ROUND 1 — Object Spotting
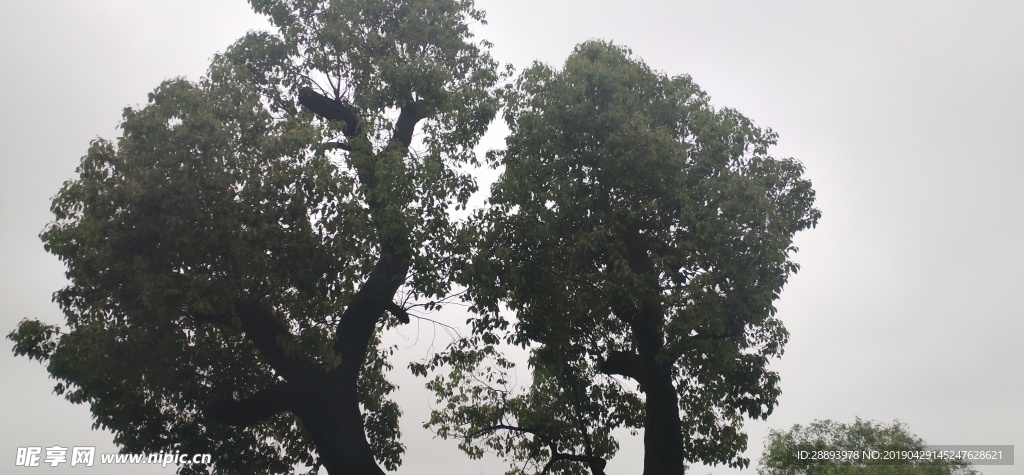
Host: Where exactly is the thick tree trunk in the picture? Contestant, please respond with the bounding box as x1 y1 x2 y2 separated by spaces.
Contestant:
640 371 686 475
634 316 687 475
306 256 407 475
290 87 421 475
211 298 392 475
614 225 687 475
294 378 385 475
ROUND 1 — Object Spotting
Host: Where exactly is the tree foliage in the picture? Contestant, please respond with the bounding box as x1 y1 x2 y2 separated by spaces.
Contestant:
424 41 819 475
9 0 499 474
759 418 981 475
9 2 825 474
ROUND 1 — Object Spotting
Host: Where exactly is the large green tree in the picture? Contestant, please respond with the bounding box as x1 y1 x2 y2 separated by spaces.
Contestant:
9 0 499 474
425 41 819 475
759 418 981 475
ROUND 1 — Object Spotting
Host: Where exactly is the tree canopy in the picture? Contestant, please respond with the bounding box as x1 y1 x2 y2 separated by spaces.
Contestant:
423 41 819 475
10 0 500 474
759 418 981 475
9 3 822 475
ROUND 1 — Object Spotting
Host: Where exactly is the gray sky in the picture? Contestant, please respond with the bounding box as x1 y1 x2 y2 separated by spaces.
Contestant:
2 1 1022 474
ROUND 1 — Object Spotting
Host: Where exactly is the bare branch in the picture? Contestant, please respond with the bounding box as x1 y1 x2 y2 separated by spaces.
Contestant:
410 314 461 334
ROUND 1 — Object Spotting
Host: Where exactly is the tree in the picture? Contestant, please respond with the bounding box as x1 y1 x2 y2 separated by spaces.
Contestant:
424 41 820 475
759 418 981 475
8 0 500 474
417 334 637 475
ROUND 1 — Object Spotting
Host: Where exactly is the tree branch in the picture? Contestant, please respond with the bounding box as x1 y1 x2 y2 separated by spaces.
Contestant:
298 87 360 137
385 300 410 324
466 423 534 439
390 100 426 149
298 89 425 151
330 239 411 379
205 382 297 427
234 300 321 383
597 350 647 391
466 424 607 475
322 141 352 152
546 452 607 475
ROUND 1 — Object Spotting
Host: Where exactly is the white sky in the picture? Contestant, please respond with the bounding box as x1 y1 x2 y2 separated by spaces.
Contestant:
2 1 1022 474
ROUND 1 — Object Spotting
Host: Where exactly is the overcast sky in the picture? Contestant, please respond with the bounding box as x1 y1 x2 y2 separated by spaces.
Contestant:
2 1 1022 474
